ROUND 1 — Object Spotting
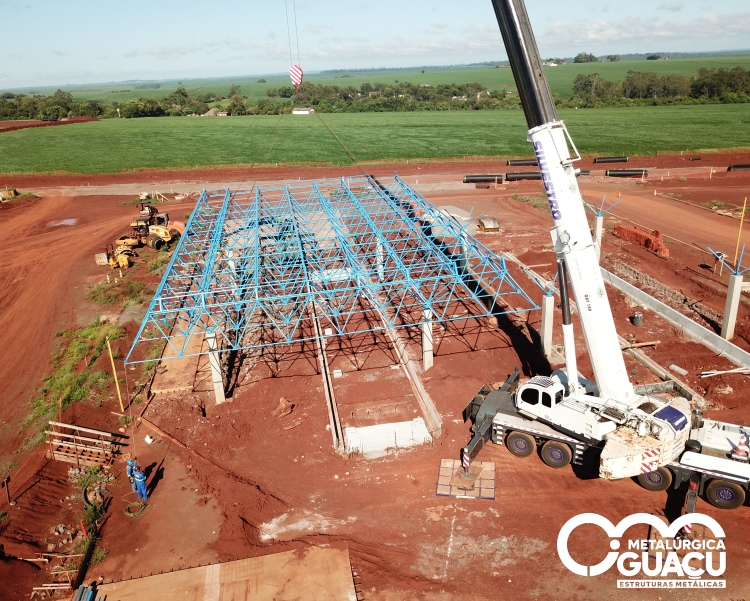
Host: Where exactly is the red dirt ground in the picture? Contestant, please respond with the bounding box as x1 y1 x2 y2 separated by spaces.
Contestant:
0 117 97 133
2 158 750 600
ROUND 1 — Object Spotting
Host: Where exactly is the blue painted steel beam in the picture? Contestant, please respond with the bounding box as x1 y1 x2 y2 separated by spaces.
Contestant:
125 176 539 364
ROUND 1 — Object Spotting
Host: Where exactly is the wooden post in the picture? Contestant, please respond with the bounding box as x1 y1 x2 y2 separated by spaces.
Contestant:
72 431 80 468
733 197 748 268
3 477 14 506
106 337 124 412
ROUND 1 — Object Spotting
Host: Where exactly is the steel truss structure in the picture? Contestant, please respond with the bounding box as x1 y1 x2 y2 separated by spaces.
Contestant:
125 175 538 364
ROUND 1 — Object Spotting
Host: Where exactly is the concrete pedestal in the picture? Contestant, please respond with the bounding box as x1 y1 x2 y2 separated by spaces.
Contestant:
721 274 743 340
422 309 434 371
594 214 604 262
205 332 226 404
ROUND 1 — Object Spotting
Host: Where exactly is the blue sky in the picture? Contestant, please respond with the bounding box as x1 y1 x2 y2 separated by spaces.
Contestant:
1 0 749 88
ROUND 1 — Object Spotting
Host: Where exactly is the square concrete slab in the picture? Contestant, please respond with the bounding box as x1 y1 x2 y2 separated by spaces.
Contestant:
436 459 496 500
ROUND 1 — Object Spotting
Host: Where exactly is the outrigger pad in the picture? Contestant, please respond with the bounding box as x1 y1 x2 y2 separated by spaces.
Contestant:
436 459 495 500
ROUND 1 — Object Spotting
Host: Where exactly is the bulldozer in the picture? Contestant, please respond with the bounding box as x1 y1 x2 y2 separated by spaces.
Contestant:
94 244 137 269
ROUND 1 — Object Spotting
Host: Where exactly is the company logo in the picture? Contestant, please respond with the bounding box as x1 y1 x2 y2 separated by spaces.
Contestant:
557 513 726 589
532 140 562 221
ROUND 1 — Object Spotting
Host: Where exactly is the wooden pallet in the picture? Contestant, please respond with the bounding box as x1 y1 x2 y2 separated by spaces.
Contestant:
45 421 125 467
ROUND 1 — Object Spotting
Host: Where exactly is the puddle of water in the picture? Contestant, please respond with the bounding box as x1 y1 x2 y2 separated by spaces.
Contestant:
49 219 78 227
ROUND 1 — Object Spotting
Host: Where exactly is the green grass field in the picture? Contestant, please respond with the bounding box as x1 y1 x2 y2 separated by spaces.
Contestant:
6 57 750 106
1 104 749 174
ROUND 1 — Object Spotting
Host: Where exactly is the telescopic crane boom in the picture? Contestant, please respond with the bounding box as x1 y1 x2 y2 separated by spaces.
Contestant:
491 0 632 402
485 0 692 479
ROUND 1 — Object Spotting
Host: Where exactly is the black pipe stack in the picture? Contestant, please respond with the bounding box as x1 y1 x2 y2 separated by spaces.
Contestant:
593 156 629 164
605 169 648 178
463 174 504 183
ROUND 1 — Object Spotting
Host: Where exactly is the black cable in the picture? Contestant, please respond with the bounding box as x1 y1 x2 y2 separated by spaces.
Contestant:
284 1 294 67
292 0 301 66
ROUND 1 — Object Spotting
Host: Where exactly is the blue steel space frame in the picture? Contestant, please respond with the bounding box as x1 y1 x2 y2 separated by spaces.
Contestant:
125 175 538 364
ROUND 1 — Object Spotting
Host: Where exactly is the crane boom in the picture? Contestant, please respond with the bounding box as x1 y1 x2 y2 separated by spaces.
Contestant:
490 0 635 404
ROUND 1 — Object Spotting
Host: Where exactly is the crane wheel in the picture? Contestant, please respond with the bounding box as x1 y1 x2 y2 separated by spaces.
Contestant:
637 466 673 492
540 440 572 469
706 479 746 510
506 431 535 458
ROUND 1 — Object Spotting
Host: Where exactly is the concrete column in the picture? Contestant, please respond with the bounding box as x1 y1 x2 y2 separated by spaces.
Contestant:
422 309 434 371
594 214 604 262
205 332 226 404
541 294 555 358
376 242 384 282
721 274 743 340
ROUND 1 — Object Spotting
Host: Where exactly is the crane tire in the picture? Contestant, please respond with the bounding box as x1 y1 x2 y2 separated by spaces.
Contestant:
506 431 535 458
637 466 673 492
540 440 572 469
706 479 746 510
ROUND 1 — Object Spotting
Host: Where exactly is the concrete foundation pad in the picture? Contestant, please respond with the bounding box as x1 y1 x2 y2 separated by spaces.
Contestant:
345 418 431 457
96 546 357 601
437 459 495 500
150 333 204 395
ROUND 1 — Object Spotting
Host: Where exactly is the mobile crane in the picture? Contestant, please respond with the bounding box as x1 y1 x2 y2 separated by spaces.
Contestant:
461 0 750 510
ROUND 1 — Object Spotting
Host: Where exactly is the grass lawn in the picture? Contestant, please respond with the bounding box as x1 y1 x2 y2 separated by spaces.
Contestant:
5 57 750 106
1 104 749 174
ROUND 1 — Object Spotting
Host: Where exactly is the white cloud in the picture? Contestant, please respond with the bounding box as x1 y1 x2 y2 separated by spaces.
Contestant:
284 25 503 64
657 3 684 11
146 45 199 58
544 12 750 48
304 23 333 35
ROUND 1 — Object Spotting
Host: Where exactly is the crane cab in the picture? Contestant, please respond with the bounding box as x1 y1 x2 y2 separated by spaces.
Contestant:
515 375 619 443
515 376 564 423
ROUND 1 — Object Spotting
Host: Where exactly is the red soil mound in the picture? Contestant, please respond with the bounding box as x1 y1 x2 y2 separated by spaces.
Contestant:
0 116 97 133
613 224 670 257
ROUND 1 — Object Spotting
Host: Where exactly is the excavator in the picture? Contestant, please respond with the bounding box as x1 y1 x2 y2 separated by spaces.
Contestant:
461 0 750 509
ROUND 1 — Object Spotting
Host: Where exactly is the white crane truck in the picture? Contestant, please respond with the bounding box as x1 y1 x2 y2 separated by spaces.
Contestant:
461 0 750 511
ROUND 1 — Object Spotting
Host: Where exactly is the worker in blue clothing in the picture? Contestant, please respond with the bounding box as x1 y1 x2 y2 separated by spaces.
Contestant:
126 459 139 493
133 467 149 502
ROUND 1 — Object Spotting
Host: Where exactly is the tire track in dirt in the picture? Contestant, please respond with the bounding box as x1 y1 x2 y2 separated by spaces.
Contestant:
0 194 133 447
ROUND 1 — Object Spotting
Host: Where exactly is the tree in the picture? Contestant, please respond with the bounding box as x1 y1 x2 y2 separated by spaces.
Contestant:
229 84 242 97
227 94 246 116
38 105 66 121
574 52 599 63
51 89 73 106
607 55 622 62
646 54 661 61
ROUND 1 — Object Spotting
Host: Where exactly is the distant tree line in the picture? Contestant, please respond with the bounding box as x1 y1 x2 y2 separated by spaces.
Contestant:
257 81 521 114
0 89 103 121
0 83 227 120
2 68 748 121
566 67 750 107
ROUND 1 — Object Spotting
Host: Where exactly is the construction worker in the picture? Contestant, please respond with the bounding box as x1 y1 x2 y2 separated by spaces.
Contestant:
126 459 139 493
133 468 149 502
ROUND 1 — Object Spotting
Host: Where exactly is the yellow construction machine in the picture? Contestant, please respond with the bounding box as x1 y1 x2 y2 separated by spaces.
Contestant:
94 244 137 269
116 203 180 251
